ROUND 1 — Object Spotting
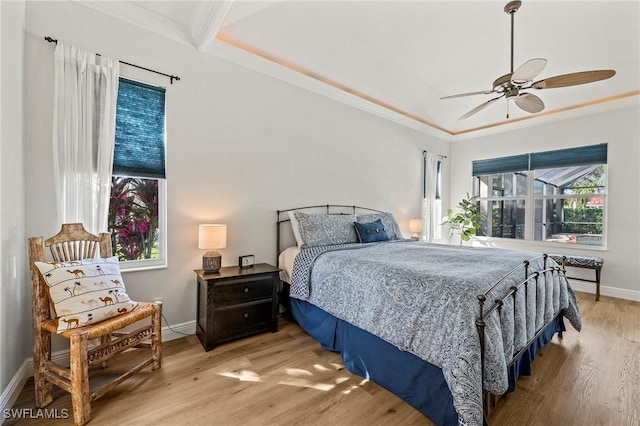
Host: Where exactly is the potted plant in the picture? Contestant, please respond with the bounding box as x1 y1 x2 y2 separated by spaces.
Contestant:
442 193 483 245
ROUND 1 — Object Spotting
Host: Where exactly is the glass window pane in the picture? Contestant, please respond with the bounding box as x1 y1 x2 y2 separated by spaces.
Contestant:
108 177 160 261
536 196 604 246
489 200 525 239
516 173 527 196
475 172 528 197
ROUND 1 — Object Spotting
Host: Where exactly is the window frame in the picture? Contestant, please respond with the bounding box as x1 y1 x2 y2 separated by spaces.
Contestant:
472 145 608 250
110 76 168 271
115 178 167 272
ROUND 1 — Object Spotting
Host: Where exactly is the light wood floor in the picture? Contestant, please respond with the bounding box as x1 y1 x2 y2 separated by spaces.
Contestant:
8 291 640 426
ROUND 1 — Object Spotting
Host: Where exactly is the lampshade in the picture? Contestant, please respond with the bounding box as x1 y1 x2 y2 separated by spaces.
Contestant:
409 219 423 233
199 224 227 273
409 218 423 241
198 224 227 249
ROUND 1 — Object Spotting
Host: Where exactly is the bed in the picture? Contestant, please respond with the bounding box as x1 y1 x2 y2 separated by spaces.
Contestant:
276 205 581 426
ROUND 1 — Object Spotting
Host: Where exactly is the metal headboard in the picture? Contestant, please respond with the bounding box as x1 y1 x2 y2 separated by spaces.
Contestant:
275 204 386 263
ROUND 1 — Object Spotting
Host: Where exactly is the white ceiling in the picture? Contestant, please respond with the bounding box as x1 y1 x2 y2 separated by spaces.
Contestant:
80 1 640 138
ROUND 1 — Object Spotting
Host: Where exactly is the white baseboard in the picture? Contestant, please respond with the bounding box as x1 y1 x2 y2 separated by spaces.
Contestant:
0 321 195 424
568 280 640 302
0 359 30 424
160 320 196 342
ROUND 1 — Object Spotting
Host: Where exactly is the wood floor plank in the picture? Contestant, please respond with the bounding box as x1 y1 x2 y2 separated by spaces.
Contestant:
8 291 639 426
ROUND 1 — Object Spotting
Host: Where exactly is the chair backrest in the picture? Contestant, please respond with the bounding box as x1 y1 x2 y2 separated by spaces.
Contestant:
28 223 112 325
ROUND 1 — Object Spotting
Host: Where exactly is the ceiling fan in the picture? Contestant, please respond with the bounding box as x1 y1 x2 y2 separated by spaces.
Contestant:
442 1 616 120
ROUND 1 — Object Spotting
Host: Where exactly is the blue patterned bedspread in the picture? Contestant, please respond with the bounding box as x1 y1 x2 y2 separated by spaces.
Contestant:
289 240 581 426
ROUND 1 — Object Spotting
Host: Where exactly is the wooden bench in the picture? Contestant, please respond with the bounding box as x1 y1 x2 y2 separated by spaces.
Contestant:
549 254 604 301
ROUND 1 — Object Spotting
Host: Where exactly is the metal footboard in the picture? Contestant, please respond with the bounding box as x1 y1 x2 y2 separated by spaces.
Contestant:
476 253 567 422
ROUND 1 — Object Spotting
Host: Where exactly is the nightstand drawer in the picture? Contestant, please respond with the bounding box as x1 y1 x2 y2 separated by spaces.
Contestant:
215 276 275 307
213 300 273 340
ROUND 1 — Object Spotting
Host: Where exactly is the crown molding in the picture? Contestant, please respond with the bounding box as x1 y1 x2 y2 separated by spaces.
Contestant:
74 0 195 48
190 1 234 51
72 1 638 143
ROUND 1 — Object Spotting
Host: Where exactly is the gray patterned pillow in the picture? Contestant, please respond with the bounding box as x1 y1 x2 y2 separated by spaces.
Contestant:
293 212 359 248
357 212 403 240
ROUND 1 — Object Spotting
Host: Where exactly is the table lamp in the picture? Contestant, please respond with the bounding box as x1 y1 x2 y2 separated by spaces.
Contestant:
409 218 423 241
199 224 227 273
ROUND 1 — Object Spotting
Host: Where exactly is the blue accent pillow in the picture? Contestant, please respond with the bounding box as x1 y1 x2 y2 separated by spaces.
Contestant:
357 212 403 240
353 219 390 243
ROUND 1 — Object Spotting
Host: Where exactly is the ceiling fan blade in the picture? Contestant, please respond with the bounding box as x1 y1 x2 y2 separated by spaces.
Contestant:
441 90 494 100
514 93 545 113
512 58 548 85
532 70 616 89
459 95 504 120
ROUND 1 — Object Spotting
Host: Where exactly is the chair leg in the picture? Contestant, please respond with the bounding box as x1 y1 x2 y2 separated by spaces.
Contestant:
151 303 162 371
33 329 53 407
99 335 111 368
70 333 91 426
595 267 602 301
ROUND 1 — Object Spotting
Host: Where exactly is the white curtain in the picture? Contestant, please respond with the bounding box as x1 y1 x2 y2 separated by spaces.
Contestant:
53 43 119 234
422 151 441 242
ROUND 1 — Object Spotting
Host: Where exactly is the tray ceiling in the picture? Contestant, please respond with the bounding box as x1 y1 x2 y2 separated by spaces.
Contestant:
79 1 640 139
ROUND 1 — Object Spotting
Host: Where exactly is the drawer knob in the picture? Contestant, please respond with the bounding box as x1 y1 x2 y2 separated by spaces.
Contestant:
243 287 249 293
243 313 249 318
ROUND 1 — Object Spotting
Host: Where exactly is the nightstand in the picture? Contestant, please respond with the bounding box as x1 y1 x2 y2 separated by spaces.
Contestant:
194 263 280 351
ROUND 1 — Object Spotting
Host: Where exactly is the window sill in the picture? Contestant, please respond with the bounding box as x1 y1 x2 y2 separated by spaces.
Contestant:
469 236 607 253
119 259 168 273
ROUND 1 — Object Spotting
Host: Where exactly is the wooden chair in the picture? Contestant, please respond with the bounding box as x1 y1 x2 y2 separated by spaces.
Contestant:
28 223 162 425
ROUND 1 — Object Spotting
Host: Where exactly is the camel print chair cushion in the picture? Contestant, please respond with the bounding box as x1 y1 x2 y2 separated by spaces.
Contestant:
33 256 137 333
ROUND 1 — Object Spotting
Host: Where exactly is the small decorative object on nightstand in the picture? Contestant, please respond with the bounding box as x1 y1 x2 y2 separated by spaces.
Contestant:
409 218 423 240
198 224 227 273
239 254 255 268
194 263 280 351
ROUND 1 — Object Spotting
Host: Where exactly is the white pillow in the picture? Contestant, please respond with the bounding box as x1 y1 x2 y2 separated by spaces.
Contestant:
34 256 137 333
288 211 304 247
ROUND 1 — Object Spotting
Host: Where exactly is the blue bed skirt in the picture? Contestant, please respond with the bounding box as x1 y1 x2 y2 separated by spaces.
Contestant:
289 298 565 426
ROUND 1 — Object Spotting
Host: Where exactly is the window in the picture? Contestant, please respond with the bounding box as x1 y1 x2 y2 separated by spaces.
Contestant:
472 144 607 247
109 78 167 269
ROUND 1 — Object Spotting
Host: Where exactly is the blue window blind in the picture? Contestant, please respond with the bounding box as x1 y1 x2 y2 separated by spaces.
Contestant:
529 144 607 170
472 154 529 176
472 143 607 176
113 78 166 179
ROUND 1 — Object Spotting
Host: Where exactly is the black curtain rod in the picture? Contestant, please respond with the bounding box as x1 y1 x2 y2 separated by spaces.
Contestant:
423 150 447 159
44 36 180 85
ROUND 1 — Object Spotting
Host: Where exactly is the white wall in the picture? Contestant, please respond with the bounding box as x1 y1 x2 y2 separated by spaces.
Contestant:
449 105 640 300
22 0 449 355
1 0 29 404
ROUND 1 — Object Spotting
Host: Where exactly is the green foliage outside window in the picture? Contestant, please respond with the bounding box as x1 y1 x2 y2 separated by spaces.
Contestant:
108 177 159 261
562 207 603 234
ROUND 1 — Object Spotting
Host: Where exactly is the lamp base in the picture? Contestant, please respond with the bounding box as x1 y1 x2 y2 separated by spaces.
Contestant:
411 233 420 241
203 250 222 273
